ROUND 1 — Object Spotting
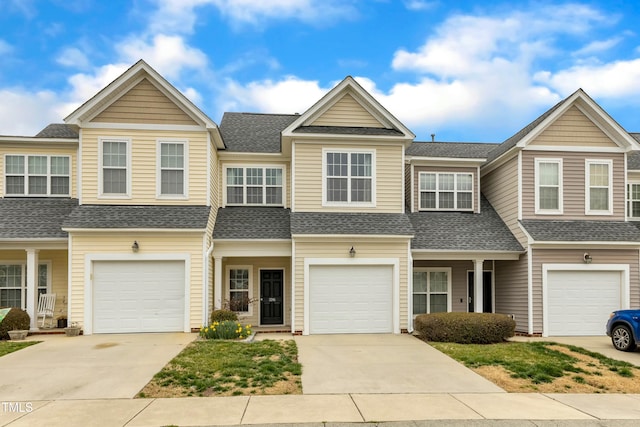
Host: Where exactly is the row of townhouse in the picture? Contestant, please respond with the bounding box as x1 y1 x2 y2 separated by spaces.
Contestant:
1 60 639 337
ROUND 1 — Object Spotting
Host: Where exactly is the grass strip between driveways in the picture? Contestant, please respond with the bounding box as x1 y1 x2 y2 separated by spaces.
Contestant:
138 339 302 397
0 341 39 357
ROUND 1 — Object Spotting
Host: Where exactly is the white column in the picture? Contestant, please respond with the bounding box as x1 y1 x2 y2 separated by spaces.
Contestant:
474 259 484 313
25 248 39 330
213 256 223 310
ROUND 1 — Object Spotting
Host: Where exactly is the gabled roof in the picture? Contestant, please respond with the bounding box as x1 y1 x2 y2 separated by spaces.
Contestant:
486 89 640 164
213 207 291 239
63 205 210 230
520 219 640 243
219 113 298 153
409 196 523 252
290 212 414 236
0 198 78 239
407 141 499 159
281 76 415 142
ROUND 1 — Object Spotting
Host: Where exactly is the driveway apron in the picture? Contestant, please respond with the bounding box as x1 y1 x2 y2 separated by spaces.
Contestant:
0 333 196 400
295 334 504 394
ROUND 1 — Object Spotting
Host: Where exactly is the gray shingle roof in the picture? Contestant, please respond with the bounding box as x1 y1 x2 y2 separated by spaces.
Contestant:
520 220 640 242
0 198 78 239
629 135 640 170
290 212 413 235
292 126 404 136
409 196 523 251
213 207 291 239
35 124 79 138
407 141 499 158
219 113 298 153
63 205 210 229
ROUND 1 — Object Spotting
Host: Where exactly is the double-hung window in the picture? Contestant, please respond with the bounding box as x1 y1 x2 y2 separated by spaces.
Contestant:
100 139 130 197
324 150 374 204
4 155 70 196
0 264 49 309
535 159 562 214
228 267 251 313
418 172 473 211
413 269 451 315
627 183 640 219
225 166 283 206
158 141 187 197
586 160 612 215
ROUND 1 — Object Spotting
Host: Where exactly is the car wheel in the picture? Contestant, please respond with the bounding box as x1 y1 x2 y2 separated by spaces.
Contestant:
611 325 637 352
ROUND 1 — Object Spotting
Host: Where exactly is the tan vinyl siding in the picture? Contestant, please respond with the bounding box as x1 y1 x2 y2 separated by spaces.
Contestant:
529 106 619 148
293 239 409 333
495 256 529 333
531 248 640 334
293 142 403 212
0 143 78 198
220 257 291 327
311 94 384 128
413 166 479 213
481 156 526 245
69 232 205 329
220 160 290 208
80 128 208 204
521 151 625 220
91 78 198 125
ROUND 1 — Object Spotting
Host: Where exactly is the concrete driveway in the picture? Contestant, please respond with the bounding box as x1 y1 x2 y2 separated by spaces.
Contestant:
294 334 505 394
0 333 196 401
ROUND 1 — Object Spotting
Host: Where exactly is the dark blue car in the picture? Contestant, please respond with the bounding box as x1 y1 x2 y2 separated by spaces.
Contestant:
606 310 640 352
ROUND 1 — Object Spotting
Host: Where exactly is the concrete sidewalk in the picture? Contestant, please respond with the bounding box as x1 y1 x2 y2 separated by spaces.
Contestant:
2 393 640 426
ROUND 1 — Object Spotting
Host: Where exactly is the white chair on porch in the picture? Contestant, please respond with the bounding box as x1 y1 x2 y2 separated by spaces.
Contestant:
37 293 56 328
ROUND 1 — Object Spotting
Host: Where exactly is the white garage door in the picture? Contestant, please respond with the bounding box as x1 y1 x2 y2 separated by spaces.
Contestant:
93 261 185 333
309 265 393 334
547 270 621 336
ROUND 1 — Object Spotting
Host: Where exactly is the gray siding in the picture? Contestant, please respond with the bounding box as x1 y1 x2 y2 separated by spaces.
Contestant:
495 256 529 334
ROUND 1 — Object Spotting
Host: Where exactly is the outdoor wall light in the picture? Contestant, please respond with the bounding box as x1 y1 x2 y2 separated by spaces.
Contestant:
349 246 356 257
132 241 139 253
583 252 592 264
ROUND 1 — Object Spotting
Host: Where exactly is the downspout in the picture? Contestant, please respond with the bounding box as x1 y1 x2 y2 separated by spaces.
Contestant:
203 241 215 326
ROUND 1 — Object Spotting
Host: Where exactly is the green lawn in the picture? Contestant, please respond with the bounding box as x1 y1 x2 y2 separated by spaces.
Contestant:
138 339 302 397
0 340 39 357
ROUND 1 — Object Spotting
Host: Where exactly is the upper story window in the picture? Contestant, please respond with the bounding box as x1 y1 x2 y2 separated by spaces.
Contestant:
418 172 473 211
535 159 562 214
158 140 187 197
100 138 130 198
324 150 374 205
627 183 640 220
4 155 70 196
586 159 612 215
225 166 283 206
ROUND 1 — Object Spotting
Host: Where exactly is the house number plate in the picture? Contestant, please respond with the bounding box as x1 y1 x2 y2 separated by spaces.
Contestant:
268 298 276 302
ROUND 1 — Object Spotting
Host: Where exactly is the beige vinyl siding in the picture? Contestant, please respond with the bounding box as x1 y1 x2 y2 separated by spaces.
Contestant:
293 142 403 212
91 78 198 125
0 143 78 198
293 238 410 333
529 106 619 148
69 232 205 329
495 257 529 333
220 160 290 208
481 156 526 245
220 257 291 327
413 166 479 213
531 248 639 334
311 94 384 128
80 128 208 204
521 151 625 220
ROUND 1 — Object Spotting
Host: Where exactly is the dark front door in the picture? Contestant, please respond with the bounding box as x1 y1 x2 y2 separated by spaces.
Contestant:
468 271 493 313
260 270 284 325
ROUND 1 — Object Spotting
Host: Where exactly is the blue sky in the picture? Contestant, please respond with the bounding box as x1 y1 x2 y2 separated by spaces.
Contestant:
1 0 640 142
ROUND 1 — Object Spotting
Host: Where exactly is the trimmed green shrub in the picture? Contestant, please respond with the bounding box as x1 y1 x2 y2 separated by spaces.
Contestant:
415 312 515 344
210 309 238 323
0 308 31 340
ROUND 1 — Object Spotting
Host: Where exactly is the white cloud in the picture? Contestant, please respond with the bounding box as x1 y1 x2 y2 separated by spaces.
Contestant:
56 47 91 68
573 37 623 57
403 1 437 11
0 39 12 55
62 63 131 115
0 89 61 136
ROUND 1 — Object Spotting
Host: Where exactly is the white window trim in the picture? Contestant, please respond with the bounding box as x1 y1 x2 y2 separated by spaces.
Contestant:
321 148 376 207
98 137 132 199
3 154 71 197
0 261 51 310
226 265 253 316
222 164 285 207
412 267 452 316
585 159 613 215
156 139 189 199
535 158 563 215
417 172 474 212
626 181 640 220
